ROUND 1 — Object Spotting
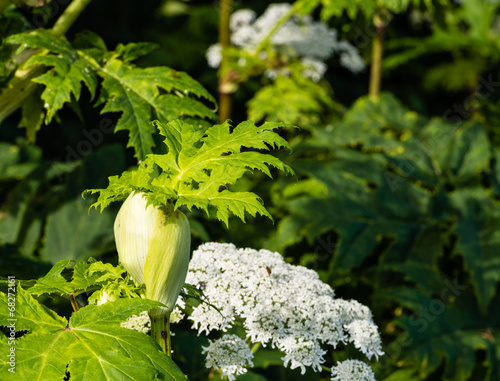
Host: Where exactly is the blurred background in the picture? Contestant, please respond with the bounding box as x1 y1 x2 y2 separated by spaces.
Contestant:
1 0 500 380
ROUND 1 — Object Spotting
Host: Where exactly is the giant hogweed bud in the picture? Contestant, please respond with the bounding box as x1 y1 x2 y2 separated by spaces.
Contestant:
114 191 191 318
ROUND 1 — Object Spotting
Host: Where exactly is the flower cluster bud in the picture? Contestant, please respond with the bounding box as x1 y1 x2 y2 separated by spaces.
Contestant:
114 191 191 318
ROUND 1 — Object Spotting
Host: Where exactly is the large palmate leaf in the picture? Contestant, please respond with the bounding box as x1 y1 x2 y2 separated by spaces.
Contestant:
450 188 500 314
6 29 217 159
96 58 216 159
0 143 125 265
87 120 295 226
383 288 500 381
0 287 187 380
271 93 500 307
41 195 115 263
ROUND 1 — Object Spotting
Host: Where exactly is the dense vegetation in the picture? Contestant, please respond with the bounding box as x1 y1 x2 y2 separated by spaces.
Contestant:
1 0 500 380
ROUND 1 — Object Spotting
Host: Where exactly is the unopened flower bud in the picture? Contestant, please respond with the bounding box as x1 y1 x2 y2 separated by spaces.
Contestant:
114 191 191 317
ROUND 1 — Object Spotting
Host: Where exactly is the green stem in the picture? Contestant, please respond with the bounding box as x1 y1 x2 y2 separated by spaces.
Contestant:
150 314 171 356
52 0 93 37
321 365 331 372
218 0 232 122
250 342 261 353
369 15 385 100
70 294 79 312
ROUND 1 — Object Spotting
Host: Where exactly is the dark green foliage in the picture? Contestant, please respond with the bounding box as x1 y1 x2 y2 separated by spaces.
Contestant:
0 141 126 266
2 0 500 380
267 93 500 380
6 29 217 159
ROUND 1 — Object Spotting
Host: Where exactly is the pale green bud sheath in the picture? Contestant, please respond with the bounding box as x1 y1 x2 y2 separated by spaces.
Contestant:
114 191 157 285
145 208 191 319
114 191 191 316
113 190 191 355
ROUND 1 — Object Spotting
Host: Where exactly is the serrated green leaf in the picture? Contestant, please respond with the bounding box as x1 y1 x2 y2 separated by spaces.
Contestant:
450 188 500 313
114 41 159 63
96 58 217 159
6 30 217 158
0 288 187 380
27 260 74 296
70 260 127 291
0 285 68 332
89 120 294 226
7 29 98 124
247 75 335 126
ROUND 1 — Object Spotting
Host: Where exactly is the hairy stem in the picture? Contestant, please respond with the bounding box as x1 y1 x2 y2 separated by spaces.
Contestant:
218 0 232 122
150 314 171 356
369 15 385 100
52 0 93 37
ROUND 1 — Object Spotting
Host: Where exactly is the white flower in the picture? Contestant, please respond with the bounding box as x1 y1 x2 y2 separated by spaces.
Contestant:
331 360 376 381
170 295 186 324
206 43 222 68
230 9 256 31
301 58 327 82
186 243 383 375
202 334 254 381
279 336 326 374
206 3 364 80
345 320 384 360
121 311 151 334
338 41 365 73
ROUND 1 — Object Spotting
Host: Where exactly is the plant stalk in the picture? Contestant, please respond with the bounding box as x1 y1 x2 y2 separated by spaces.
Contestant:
150 314 171 356
217 0 232 122
52 0 93 37
369 16 385 100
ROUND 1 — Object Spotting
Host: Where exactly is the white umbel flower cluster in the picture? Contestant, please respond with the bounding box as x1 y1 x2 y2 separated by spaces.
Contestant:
202 334 254 381
206 3 365 79
118 296 185 334
331 359 376 381
120 311 151 334
186 242 383 377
